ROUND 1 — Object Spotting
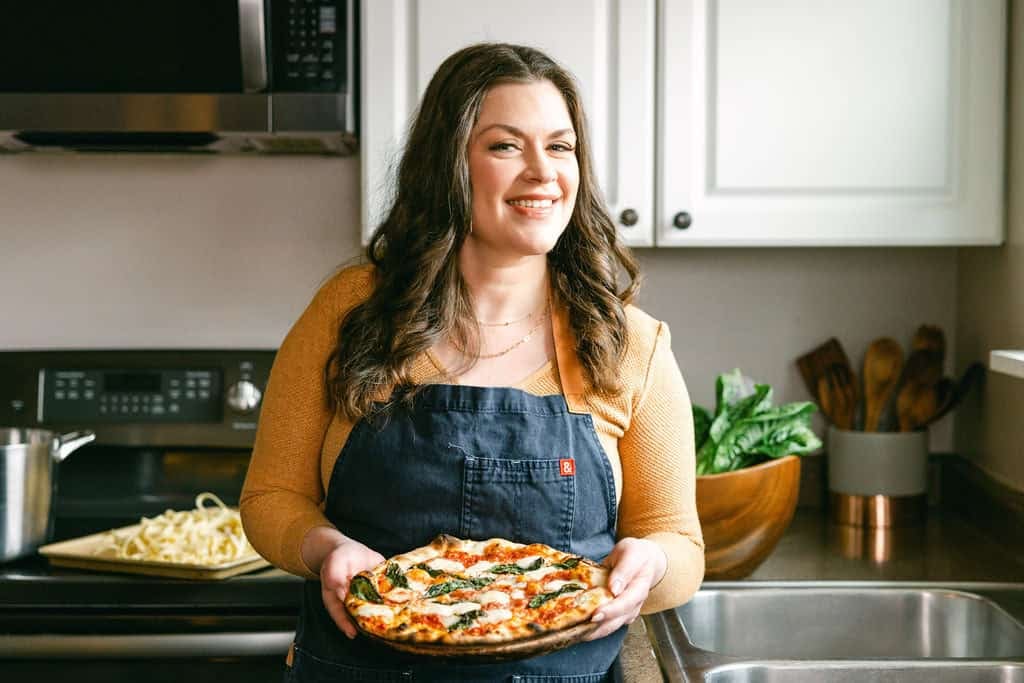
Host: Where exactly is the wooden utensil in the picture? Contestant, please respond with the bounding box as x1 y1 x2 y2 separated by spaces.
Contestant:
796 338 858 426
911 324 946 356
862 337 903 432
919 362 986 428
896 347 944 431
827 364 858 430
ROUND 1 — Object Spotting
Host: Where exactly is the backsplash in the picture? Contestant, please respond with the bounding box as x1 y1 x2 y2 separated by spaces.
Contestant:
0 154 959 453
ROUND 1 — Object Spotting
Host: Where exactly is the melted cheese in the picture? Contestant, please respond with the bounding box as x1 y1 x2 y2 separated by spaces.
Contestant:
413 601 480 617
406 577 429 593
426 557 466 574
462 560 494 577
475 590 510 606
511 589 526 600
516 555 543 569
477 608 513 625
382 588 415 603
355 604 395 620
524 565 559 581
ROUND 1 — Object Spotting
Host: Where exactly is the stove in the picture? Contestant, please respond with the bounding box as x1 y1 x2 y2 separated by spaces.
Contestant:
0 349 301 682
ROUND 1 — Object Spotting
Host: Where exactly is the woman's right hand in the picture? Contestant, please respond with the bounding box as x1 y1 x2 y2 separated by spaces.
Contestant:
318 537 385 638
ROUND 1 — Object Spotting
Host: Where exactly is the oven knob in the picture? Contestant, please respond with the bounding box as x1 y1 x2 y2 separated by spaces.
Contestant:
227 380 262 414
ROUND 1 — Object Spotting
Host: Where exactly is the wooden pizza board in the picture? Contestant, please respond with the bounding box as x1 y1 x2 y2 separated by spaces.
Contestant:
354 618 600 661
38 524 270 580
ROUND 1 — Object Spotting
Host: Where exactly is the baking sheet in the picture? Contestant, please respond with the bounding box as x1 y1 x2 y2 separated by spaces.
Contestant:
38 523 270 580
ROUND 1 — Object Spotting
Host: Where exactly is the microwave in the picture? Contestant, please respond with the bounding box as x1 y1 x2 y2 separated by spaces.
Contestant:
0 1 356 154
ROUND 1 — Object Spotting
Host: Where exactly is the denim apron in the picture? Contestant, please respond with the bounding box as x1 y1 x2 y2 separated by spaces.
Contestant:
287 325 626 682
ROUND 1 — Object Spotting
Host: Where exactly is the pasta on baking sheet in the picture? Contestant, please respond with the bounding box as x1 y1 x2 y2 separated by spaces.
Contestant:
94 492 254 566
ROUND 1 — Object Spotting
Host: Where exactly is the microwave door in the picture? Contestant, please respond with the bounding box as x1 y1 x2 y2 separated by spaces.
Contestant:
0 1 262 93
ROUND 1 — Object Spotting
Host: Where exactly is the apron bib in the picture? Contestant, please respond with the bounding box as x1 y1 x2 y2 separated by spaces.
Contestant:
288 342 626 682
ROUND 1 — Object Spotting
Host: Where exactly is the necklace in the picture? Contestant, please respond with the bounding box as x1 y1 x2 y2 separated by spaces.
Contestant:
474 305 542 327
459 308 550 359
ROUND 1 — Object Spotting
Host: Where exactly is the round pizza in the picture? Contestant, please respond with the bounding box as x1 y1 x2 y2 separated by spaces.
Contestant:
343 534 614 646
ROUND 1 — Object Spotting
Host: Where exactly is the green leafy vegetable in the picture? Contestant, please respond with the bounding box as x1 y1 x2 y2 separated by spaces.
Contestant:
488 558 543 574
550 557 582 570
349 575 383 604
425 577 494 598
413 563 445 578
386 562 409 589
447 610 482 631
528 583 584 608
694 368 822 475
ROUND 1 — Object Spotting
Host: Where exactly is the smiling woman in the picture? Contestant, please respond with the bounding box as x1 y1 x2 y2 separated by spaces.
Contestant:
240 42 704 683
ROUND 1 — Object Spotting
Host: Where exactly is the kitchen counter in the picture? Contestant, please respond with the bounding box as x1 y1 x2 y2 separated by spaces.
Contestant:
747 508 1024 582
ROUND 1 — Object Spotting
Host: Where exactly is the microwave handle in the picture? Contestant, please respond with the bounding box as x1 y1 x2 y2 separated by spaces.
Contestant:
238 0 268 92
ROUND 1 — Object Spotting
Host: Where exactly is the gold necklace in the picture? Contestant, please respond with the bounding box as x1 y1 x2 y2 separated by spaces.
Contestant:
460 308 550 359
474 305 542 327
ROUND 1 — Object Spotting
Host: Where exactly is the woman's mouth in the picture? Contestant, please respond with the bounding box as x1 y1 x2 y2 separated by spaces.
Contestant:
506 197 558 217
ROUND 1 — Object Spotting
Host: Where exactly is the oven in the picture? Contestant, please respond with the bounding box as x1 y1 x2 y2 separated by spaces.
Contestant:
0 349 301 681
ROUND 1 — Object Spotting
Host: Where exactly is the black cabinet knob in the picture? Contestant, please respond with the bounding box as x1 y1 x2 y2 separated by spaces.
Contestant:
673 211 692 230
619 208 639 227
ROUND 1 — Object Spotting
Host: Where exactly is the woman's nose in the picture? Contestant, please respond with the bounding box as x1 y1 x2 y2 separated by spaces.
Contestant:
524 148 557 183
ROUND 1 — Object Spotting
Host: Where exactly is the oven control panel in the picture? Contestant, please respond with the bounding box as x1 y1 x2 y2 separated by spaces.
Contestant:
44 368 222 423
0 350 275 448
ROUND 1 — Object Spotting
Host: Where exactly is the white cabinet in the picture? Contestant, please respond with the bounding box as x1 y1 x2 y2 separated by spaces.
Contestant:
657 0 1007 246
363 0 1007 247
361 0 656 246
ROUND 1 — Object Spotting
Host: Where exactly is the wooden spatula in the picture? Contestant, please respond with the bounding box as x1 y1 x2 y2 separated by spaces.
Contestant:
862 337 903 432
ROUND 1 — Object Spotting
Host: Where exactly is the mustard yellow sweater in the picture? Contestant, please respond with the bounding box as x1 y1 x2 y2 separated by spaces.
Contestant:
240 264 704 614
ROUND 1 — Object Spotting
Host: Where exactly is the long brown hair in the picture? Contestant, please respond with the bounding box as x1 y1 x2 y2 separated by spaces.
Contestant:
326 43 641 420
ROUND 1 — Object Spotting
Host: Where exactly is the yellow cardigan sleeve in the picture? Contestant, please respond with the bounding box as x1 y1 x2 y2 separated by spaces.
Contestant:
617 322 705 614
239 264 372 578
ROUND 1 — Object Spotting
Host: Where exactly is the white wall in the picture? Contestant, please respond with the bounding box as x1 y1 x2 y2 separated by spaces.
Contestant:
955 0 1024 491
0 152 959 450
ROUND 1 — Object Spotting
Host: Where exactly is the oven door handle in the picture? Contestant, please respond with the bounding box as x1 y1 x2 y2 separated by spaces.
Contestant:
238 0 268 92
0 631 293 658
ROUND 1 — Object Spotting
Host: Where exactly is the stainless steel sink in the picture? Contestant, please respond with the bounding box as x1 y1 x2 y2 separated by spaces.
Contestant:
644 582 1024 683
702 661 1024 683
679 587 1024 658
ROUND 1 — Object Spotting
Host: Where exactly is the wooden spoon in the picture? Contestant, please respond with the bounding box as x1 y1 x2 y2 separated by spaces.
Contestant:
897 380 938 431
862 337 903 432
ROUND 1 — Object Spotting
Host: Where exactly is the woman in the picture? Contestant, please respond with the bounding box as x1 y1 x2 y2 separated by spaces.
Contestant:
241 43 704 682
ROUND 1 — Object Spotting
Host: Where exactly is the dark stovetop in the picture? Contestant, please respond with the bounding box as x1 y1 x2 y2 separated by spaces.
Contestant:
0 552 303 610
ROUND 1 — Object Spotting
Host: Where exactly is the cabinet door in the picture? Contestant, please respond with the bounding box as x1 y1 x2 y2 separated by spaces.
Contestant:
657 0 1006 246
362 0 655 246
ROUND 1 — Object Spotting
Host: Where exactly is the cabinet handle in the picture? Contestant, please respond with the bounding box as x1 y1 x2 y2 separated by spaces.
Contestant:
618 208 639 227
673 212 692 230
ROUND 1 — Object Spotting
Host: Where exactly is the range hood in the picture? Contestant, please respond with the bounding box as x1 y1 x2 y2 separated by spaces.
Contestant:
0 93 356 155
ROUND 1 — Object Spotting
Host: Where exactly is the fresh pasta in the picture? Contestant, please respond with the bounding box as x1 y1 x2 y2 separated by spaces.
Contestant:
95 492 253 566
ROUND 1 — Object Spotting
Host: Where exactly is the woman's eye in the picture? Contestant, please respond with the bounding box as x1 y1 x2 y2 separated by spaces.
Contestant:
489 142 519 152
550 143 575 153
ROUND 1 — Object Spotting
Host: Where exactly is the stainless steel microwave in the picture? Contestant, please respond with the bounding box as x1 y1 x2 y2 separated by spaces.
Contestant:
0 1 356 154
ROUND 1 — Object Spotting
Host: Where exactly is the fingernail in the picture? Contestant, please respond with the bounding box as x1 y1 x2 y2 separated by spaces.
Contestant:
593 612 605 622
611 580 623 595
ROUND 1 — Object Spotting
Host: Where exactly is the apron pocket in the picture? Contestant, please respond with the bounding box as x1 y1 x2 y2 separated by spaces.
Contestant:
461 455 575 551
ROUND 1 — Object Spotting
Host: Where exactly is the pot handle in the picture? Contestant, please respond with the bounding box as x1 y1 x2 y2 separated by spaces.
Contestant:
55 430 97 462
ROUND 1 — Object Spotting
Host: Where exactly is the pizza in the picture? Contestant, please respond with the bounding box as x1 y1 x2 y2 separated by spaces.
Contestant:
343 534 614 645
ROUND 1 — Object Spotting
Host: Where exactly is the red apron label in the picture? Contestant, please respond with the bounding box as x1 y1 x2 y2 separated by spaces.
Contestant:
559 458 576 476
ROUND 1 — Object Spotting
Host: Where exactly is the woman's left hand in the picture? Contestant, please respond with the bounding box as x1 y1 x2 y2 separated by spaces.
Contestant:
583 537 667 641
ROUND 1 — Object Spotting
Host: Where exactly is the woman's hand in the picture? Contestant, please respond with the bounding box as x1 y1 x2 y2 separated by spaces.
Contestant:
318 537 385 639
584 537 667 641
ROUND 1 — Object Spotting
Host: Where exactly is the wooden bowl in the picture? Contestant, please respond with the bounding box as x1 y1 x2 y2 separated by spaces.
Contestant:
696 455 801 580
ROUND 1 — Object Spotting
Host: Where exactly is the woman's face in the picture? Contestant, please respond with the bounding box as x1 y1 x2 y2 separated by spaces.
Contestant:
466 80 579 258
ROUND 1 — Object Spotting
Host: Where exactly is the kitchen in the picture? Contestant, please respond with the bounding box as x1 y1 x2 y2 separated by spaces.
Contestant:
1 0 1023 681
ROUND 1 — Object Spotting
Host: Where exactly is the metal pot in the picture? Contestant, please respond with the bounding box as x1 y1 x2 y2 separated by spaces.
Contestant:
1 428 95 562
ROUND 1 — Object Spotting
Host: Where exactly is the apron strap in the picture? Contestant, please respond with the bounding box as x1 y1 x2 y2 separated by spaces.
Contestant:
551 297 589 414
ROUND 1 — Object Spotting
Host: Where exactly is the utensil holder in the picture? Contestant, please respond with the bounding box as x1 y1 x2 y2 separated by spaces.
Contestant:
827 426 928 527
